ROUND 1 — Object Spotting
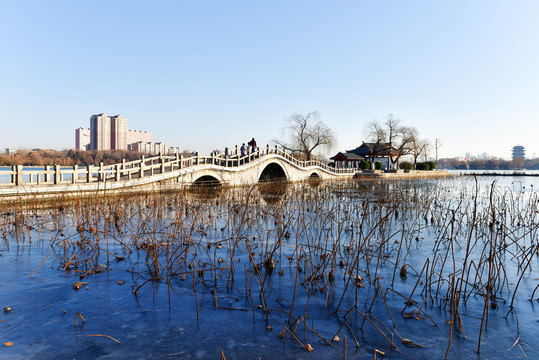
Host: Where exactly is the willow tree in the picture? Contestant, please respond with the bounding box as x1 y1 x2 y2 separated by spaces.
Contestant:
365 114 418 168
273 111 336 160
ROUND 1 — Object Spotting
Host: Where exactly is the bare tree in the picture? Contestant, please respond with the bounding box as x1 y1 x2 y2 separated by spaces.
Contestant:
365 120 388 163
365 114 417 168
423 141 432 163
273 111 336 160
434 138 442 166
411 138 430 168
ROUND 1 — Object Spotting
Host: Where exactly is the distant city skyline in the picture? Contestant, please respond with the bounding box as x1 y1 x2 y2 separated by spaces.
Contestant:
2 1 539 160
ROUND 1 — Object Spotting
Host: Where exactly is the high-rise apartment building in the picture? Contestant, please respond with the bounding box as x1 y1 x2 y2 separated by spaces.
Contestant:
110 115 128 150
90 113 111 150
75 127 91 150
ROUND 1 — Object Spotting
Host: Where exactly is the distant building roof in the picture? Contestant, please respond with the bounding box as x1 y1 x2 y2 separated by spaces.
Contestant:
347 142 396 157
330 152 364 161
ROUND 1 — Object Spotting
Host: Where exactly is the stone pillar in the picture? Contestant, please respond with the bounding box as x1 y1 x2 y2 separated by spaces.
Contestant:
87 165 92 183
99 162 104 182
140 156 145 178
54 164 60 184
46 165 52 183
72 165 78 184
116 164 121 181
15 165 22 186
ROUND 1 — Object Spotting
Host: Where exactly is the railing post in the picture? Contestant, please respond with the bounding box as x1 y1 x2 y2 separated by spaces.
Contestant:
235 145 238 156
160 157 165 173
140 156 145 178
87 165 92 183
179 154 183 169
54 164 60 184
212 153 215 165
115 164 121 181
72 165 78 184
99 162 104 182
44 165 50 183
15 165 22 186
266 144 269 155
196 152 200 165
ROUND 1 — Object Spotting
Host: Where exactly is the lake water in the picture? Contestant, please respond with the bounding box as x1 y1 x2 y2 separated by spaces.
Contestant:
1 175 539 359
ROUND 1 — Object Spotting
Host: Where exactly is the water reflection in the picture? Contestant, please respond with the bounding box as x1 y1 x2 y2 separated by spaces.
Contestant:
258 179 289 203
190 176 223 199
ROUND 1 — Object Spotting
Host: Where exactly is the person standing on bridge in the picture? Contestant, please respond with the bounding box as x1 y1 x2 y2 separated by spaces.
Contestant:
240 143 246 157
248 138 257 153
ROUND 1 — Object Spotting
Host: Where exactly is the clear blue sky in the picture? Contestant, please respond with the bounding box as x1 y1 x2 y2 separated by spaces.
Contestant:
1 1 539 159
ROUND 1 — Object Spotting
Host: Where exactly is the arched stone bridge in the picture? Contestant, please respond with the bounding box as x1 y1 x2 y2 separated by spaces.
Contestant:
0 145 357 197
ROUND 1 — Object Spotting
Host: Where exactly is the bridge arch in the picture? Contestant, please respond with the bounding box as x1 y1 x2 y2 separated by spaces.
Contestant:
259 162 288 183
308 172 322 186
192 175 221 188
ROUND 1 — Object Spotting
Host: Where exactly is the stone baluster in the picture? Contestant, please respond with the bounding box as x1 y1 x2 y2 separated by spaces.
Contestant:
14 165 22 186
45 165 51 183
72 165 78 184
87 165 92 183
54 164 61 184
99 162 104 182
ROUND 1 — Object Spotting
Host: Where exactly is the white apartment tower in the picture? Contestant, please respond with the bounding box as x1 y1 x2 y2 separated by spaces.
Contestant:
90 113 111 150
75 127 91 150
110 115 128 150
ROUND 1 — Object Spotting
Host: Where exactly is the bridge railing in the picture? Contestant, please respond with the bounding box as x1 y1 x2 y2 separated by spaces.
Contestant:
0 146 357 187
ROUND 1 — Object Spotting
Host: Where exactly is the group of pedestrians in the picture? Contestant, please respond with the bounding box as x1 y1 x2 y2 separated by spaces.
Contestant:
240 138 257 157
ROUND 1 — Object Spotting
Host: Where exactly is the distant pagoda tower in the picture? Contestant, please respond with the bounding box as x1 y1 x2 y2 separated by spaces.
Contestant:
512 145 525 160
